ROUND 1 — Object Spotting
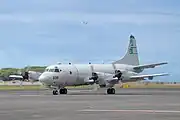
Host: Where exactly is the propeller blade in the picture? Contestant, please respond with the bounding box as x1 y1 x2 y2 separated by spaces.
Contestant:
114 70 122 80
92 83 99 91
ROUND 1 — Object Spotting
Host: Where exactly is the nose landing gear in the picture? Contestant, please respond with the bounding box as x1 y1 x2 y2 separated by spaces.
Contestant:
59 88 67 94
52 88 68 95
52 89 58 95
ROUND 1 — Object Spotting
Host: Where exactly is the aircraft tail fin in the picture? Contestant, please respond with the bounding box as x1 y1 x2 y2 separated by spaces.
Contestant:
112 35 139 65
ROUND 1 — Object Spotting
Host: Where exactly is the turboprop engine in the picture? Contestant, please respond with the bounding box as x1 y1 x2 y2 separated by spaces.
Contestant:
84 69 123 87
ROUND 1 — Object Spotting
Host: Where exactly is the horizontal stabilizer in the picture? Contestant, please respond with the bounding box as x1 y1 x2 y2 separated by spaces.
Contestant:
130 73 169 80
133 62 168 70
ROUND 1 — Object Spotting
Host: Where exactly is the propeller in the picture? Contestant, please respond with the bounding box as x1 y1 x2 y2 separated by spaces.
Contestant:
89 65 100 91
18 66 41 83
112 64 122 80
21 66 30 81
89 72 99 84
13 67 30 86
112 64 123 87
114 70 122 80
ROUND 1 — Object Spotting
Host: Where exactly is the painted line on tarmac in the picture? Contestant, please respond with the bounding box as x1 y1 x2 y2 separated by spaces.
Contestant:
19 95 45 97
68 90 95 92
78 109 180 113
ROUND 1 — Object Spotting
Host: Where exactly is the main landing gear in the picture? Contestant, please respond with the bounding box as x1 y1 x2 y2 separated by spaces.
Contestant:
52 87 115 95
107 88 115 94
52 88 67 95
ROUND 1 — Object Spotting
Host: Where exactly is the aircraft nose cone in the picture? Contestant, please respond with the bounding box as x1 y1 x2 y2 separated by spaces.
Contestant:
39 73 53 85
39 75 47 83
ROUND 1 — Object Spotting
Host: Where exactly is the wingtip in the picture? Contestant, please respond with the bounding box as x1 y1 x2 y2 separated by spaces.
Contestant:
160 62 168 65
163 73 170 76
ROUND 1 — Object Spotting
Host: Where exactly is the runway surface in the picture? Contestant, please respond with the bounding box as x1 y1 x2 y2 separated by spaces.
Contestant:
0 88 180 120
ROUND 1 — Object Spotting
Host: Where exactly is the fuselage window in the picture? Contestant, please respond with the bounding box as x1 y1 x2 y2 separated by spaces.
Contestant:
70 71 72 74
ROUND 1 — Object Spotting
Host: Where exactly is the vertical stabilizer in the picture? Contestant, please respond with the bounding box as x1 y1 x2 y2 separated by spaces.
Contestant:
112 35 139 65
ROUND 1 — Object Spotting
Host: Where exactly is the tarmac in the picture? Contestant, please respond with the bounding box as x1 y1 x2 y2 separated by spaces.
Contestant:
0 88 180 120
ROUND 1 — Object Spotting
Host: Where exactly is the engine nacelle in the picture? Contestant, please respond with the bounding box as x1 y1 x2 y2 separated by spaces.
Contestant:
84 76 96 85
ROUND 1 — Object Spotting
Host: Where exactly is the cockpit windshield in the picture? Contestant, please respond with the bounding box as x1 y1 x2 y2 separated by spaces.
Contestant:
49 69 54 72
44 66 60 72
54 68 59 72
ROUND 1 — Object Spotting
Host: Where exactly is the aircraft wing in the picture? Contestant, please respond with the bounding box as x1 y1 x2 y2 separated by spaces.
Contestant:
129 73 169 80
84 71 169 87
133 62 168 70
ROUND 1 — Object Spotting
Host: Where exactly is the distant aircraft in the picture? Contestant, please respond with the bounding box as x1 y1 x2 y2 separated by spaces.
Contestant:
39 35 169 95
82 21 88 24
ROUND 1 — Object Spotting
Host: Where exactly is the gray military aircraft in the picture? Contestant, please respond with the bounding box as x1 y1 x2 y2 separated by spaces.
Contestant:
39 35 168 95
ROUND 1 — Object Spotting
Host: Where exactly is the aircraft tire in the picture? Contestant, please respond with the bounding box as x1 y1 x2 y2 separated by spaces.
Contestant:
111 88 115 94
59 88 67 94
64 88 67 94
53 89 58 95
107 88 115 94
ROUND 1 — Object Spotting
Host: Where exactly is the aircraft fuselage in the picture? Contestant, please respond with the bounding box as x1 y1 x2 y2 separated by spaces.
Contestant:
39 64 137 87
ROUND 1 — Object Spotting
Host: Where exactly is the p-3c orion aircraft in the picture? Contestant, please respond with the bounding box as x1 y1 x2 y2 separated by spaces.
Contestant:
39 35 169 95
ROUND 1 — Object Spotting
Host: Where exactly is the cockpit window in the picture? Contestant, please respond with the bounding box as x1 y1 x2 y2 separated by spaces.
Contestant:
54 66 60 72
54 68 59 72
44 66 61 72
49 69 54 72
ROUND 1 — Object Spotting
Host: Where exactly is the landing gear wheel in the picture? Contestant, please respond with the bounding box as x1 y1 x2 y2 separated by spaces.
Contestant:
111 88 115 94
53 89 58 95
59 88 67 94
107 88 115 94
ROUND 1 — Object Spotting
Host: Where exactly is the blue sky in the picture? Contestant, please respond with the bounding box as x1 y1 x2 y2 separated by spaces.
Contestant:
0 0 179 81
